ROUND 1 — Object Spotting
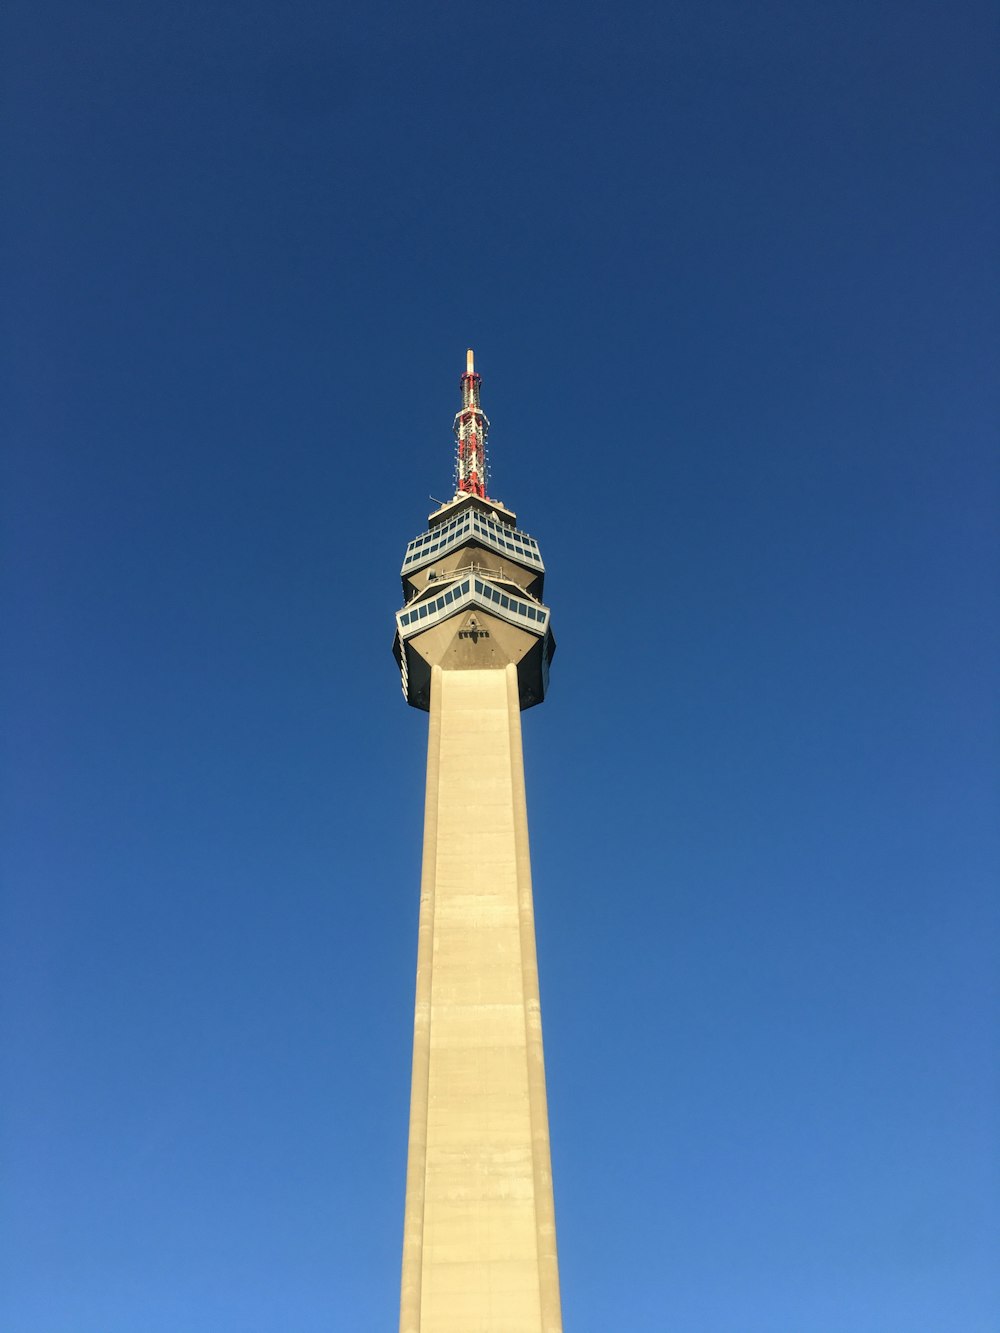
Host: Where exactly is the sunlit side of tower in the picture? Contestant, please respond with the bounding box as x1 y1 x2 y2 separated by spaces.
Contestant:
392 353 562 1332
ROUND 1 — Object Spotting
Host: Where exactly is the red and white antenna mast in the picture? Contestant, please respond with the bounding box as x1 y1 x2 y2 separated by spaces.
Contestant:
454 348 490 499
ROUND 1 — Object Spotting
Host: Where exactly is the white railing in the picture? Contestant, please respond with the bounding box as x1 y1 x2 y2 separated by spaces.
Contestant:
402 512 544 573
397 576 548 637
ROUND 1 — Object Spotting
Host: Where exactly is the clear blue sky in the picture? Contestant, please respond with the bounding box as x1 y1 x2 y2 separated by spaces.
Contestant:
2 1 997 1329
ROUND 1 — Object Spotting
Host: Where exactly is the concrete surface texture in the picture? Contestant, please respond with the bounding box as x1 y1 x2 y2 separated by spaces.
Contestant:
399 662 562 1332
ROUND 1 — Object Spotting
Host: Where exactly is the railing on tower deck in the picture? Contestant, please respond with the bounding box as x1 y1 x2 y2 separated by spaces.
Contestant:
407 562 539 602
396 577 549 635
402 509 544 573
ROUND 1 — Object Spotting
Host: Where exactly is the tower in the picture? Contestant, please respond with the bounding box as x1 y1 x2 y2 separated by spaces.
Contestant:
392 352 562 1332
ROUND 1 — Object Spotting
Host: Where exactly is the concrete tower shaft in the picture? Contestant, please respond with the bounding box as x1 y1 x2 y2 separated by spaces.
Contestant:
394 355 562 1332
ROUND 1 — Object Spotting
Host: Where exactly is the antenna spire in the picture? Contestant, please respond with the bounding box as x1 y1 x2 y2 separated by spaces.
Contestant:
454 348 489 498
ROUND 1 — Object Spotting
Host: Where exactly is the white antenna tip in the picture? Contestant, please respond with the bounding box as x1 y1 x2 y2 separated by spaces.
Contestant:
466 348 475 374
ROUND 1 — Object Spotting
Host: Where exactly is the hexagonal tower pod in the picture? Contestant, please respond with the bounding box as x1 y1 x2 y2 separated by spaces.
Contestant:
393 353 562 1333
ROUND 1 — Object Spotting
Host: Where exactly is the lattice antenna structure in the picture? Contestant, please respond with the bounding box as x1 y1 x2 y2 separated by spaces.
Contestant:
453 348 490 499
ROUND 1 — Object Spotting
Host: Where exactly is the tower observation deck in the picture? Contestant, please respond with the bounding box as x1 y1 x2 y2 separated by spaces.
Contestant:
392 353 562 1332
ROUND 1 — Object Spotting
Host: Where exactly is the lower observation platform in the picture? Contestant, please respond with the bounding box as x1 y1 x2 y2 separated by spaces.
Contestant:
393 572 555 712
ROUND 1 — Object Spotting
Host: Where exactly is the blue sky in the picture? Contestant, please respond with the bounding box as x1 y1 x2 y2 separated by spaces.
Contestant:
2 1 997 1329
